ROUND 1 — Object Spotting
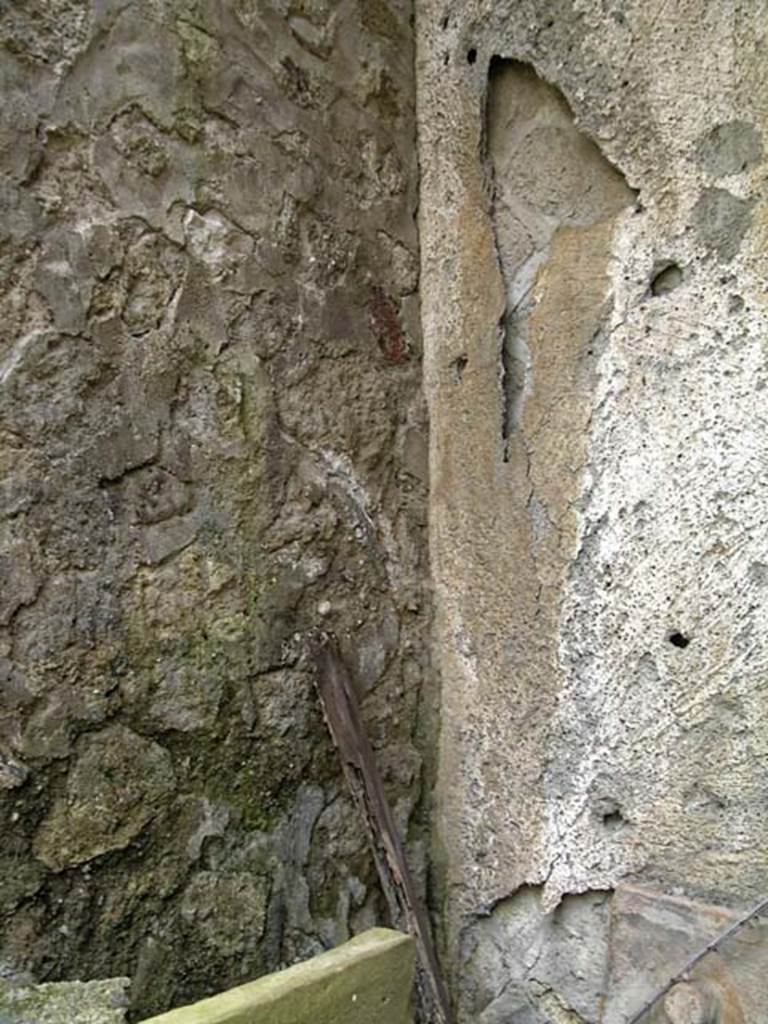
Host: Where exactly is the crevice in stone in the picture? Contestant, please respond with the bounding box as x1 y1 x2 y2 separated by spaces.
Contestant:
451 354 468 383
485 57 635 462
650 260 683 296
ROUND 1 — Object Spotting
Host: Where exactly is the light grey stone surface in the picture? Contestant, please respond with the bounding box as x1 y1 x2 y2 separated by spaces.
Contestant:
416 1 768 1020
0 976 128 1024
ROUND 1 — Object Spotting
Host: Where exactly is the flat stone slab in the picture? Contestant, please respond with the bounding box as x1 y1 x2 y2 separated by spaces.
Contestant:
140 928 414 1024
0 977 129 1023
604 885 768 1023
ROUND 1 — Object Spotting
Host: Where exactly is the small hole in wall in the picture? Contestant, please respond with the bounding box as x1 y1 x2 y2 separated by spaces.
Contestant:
602 808 625 832
441 15 449 29
650 261 683 296
467 47 477 64
451 354 468 382
595 798 626 833
668 631 691 649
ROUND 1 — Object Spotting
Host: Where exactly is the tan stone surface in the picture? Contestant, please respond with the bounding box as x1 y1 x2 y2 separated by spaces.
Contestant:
604 885 765 1024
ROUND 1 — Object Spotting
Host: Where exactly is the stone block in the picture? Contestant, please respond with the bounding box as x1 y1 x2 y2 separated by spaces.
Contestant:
0 976 129 1023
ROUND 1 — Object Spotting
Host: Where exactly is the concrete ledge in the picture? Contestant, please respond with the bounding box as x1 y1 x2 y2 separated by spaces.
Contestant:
140 928 415 1024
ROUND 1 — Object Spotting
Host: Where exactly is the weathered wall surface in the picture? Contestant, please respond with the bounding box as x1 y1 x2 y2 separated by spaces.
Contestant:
417 1 768 1020
0 1 428 1018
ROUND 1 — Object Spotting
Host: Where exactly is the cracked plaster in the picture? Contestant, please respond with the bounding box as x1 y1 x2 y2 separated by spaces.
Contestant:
417 1 768 1020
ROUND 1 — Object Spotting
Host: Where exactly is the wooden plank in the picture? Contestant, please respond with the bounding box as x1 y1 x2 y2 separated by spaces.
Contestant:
309 631 452 1024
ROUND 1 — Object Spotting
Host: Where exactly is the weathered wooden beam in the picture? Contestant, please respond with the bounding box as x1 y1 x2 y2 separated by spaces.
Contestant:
309 631 452 1024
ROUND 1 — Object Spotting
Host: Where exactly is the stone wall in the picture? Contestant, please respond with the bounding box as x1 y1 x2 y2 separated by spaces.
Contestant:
417 1 768 1020
0 1 429 1018
6 2 768 1020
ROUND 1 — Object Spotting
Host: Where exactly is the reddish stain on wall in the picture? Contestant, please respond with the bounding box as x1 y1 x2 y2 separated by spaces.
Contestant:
369 286 409 364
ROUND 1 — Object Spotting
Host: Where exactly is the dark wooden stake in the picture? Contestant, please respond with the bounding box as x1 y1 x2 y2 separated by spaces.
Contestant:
309 630 452 1024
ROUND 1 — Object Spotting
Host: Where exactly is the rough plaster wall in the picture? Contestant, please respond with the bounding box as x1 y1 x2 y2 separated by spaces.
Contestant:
417 1 768 1021
0 1 429 1018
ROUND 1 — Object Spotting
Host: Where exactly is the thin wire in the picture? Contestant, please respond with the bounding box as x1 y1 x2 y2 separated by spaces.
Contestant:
626 893 768 1023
